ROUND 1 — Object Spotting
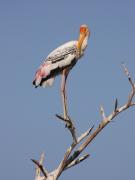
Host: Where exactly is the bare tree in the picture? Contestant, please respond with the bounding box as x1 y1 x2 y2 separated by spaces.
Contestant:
31 64 135 180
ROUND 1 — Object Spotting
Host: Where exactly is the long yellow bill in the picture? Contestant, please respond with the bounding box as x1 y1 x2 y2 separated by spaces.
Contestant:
77 33 85 54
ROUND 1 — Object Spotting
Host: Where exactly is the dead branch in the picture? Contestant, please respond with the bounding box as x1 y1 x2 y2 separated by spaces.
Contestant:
56 114 77 143
32 153 48 180
100 105 106 119
32 65 135 180
64 154 90 170
64 65 135 167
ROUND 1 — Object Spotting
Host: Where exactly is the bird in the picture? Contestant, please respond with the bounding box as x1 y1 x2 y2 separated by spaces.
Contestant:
33 24 90 88
33 24 90 119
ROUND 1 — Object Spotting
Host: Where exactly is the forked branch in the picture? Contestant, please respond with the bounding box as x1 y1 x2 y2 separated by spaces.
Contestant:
32 65 135 180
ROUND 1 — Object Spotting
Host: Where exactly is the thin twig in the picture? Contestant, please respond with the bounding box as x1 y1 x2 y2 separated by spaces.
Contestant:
122 63 135 89
64 154 90 170
100 106 106 119
56 114 77 143
114 98 118 112
77 125 94 143
122 63 135 106
56 114 70 124
31 153 48 179
31 159 48 178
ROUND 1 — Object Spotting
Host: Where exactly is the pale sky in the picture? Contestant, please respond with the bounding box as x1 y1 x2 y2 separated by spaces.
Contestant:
0 0 135 179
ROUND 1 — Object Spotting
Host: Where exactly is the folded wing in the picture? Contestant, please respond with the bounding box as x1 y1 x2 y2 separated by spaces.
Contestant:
33 41 78 88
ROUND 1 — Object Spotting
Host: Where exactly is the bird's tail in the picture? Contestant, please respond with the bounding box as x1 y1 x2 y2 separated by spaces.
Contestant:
32 62 55 88
32 79 38 88
32 68 42 88
32 74 55 88
32 76 42 88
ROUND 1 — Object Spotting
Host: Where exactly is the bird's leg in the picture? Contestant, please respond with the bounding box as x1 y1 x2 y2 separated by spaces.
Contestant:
61 69 69 120
60 69 77 143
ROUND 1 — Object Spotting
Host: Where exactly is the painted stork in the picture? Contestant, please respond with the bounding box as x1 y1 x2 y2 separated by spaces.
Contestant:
33 25 90 119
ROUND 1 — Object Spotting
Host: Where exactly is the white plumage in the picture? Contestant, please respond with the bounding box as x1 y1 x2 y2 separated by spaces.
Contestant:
33 25 90 88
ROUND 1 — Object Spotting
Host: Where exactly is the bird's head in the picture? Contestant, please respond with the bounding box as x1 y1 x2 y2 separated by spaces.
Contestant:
78 25 90 54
